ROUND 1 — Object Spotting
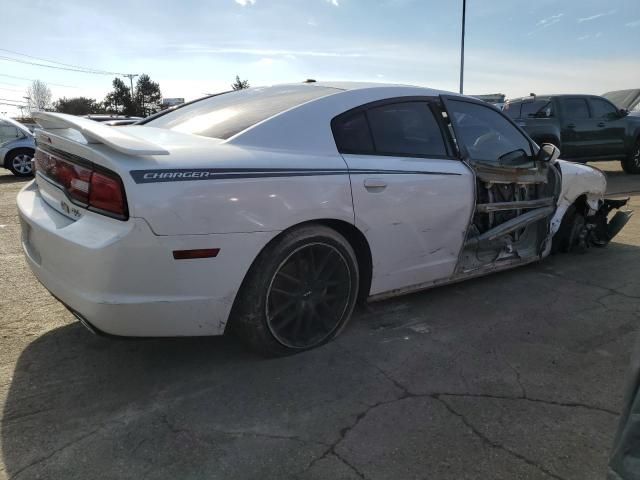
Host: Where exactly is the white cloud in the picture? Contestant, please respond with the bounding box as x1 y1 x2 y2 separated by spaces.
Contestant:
256 57 275 66
577 10 616 23
626 19 640 28
234 0 256 6
536 13 563 28
175 45 366 58
326 0 339 6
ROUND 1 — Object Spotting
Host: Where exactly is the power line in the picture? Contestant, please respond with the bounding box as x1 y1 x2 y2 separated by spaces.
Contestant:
0 55 128 75
0 97 27 104
0 48 121 75
0 73 77 89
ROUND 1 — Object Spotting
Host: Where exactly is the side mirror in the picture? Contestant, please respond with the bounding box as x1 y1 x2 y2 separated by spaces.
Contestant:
537 143 560 163
619 109 629 117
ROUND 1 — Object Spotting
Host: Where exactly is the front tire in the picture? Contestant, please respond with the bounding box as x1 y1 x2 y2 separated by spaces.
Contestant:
231 225 359 356
552 205 586 253
6 149 34 177
621 139 640 174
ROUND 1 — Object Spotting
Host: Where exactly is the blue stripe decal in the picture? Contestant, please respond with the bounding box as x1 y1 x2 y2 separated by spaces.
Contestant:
129 168 461 184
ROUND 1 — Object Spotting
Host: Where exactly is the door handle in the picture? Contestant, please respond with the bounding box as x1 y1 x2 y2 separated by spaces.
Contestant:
364 178 387 191
566 124 576 129
597 122 606 127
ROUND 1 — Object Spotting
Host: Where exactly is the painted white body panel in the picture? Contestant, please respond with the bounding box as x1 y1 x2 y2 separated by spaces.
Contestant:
550 160 607 234
17 83 611 337
17 181 276 335
342 154 474 295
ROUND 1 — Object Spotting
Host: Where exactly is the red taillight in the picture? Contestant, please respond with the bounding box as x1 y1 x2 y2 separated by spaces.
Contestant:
35 148 127 219
89 172 125 216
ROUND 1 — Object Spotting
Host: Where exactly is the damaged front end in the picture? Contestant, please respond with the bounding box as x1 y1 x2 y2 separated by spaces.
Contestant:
557 197 633 252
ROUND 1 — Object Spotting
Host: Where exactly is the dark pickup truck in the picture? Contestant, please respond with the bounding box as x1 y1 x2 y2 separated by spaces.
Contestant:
504 94 640 173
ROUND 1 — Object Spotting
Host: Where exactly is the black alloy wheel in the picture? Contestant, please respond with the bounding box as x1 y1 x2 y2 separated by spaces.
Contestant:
231 225 359 356
265 242 352 349
621 140 640 174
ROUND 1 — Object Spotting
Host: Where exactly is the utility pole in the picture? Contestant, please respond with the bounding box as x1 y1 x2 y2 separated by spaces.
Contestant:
459 0 466 94
123 73 139 101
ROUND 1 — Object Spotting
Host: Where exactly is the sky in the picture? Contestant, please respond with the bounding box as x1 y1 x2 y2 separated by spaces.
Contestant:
1 0 639 116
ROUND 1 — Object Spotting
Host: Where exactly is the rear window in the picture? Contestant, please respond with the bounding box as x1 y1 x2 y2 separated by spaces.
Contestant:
332 112 374 154
521 100 553 118
146 85 337 139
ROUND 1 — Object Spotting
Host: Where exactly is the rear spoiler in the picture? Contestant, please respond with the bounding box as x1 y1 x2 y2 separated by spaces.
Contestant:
32 112 169 156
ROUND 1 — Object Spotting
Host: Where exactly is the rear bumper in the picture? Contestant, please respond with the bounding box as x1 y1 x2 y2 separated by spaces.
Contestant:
17 181 277 336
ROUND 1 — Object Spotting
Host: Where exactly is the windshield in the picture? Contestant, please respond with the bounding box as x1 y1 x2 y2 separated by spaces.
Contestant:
145 85 338 139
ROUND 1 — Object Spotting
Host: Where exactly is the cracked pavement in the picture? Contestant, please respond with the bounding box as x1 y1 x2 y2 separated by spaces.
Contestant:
1 162 640 479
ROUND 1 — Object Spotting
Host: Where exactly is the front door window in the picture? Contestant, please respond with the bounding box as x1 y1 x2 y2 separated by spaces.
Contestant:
445 99 533 167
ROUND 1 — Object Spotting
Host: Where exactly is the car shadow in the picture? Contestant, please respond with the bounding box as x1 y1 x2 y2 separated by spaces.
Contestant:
0 174 32 185
2 241 640 478
0 323 269 477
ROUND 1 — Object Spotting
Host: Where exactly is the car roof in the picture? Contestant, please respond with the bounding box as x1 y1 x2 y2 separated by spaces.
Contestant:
302 81 455 98
0 115 33 136
508 94 612 103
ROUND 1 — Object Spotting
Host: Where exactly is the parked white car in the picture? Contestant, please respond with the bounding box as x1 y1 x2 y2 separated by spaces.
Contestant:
0 116 36 177
17 83 631 355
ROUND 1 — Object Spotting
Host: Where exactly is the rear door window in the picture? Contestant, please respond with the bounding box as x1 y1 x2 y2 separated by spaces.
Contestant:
563 98 591 119
365 102 447 157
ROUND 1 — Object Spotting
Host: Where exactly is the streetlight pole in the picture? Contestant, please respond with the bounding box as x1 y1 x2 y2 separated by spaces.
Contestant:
459 0 466 94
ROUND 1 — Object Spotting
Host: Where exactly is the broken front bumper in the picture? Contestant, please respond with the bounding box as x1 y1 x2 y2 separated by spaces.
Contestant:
586 198 633 247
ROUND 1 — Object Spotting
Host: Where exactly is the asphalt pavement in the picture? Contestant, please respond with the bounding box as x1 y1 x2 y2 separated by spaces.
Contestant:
1 161 639 480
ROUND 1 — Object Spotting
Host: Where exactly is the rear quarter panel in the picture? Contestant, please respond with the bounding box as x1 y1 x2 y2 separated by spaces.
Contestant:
128 146 355 235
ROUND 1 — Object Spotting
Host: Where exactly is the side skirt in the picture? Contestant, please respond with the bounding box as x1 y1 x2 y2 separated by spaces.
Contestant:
367 255 542 303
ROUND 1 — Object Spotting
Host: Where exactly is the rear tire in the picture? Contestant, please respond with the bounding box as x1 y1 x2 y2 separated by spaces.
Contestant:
6 148 34 177
230 224 359 356
621 139 640 174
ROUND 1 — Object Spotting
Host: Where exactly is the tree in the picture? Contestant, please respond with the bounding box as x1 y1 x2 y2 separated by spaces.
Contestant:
231 75 250 90
103 77 133 115
135 74 162 117
26 80 52 112
54 97 103 115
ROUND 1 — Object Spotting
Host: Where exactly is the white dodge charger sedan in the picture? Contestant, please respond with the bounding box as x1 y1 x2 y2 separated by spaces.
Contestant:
17 82 631 355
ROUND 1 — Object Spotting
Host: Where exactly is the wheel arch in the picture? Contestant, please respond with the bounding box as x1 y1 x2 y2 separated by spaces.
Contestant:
226 218 373 334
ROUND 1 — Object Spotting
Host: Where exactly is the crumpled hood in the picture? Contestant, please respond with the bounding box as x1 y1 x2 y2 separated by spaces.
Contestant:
602 89 640 111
